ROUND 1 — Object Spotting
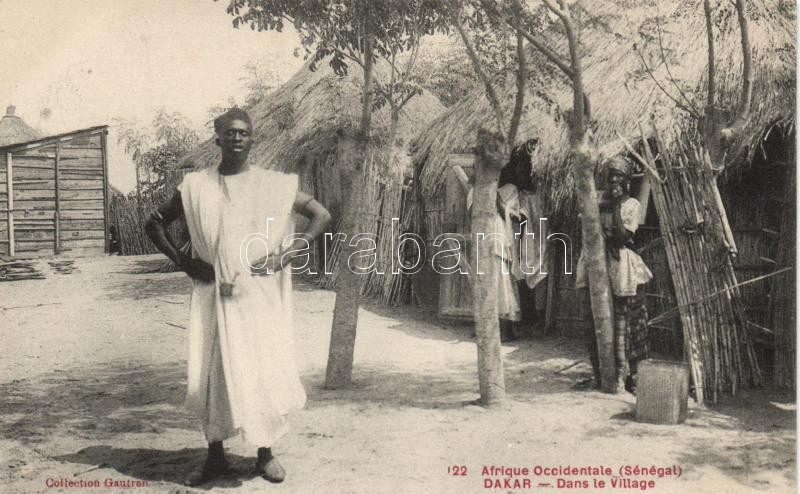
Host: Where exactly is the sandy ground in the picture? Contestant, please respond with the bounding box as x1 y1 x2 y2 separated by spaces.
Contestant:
0 254 795 494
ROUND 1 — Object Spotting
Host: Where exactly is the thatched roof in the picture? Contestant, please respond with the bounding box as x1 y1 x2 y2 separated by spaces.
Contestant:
181 61 446 174
0 105 42 147
413 0 795 217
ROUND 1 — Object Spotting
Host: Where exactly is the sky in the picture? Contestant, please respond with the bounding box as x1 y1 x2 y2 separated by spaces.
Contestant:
0 0 305 192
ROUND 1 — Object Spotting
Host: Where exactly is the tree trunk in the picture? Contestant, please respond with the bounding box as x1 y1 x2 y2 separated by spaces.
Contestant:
383 108 401 168
472 128 507 407
573 139 617 393
545 0 617 393
325 132 365 388
703 0 752 167
389 108 400 149
324 18 375 388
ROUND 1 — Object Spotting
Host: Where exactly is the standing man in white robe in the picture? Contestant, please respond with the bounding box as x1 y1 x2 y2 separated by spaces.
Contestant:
145 108 331 486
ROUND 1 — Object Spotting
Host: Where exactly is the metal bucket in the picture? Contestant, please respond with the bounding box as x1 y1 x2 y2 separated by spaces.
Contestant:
635 359 690 424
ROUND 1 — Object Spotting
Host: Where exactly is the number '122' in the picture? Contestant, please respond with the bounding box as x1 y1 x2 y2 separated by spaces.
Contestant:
447 465 467 476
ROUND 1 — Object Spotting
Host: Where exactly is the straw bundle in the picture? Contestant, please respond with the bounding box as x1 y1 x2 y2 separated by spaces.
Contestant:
635 123 760 405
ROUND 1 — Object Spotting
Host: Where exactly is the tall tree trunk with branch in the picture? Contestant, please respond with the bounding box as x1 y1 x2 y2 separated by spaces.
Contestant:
325 20 375 388
562 9 616 393
482 0 615 389
702 0 752 166
529 0 617 392
453 12 529 406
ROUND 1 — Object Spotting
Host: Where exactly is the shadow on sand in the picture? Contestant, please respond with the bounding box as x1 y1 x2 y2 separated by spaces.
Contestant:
300 339 592 412
0 361 195 444
2 292 794 492
54 446 265 489
102 275 191 301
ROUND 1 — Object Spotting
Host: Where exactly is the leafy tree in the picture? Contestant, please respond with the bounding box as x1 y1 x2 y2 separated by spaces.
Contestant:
446 0 531 406
207 58 287 121
117 109 199 200
414 38 481 106
414 25 531 107
223 0 450 388
241 59 286 106
446 0 623 397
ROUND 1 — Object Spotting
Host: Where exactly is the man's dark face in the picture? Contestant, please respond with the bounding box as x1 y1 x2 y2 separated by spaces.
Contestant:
216 119 253 161
608 170 627 199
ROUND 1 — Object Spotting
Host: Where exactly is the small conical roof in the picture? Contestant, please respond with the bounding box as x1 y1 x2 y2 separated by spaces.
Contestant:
0 105 43 147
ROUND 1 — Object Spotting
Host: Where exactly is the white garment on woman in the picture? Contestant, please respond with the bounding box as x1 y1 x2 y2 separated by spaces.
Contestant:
497 183 550 290
465 187 521 321
575 197 653 297
179 166 307 446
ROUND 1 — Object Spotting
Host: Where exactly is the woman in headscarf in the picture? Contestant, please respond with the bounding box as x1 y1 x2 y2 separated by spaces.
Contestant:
498 139 550 338
575 156 653 392
451 161 522 336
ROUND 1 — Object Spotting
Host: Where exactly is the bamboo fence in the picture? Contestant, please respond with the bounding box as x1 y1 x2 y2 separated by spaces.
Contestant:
317 153 412 305
111 193 157 255
110 177 187 256
632 123 761 405
770 154 795 388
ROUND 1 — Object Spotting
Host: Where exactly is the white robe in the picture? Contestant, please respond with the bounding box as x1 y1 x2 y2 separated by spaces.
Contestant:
179 166 307 446
575 197 653 297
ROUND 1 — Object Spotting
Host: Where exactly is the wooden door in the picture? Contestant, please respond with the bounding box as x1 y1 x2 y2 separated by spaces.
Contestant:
437 154 474 319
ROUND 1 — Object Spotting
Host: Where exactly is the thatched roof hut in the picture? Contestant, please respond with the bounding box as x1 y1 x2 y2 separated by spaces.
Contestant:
411 0 795 388
180 62 446 303
0 105 42 147
413 0 795 219
182 61 444 214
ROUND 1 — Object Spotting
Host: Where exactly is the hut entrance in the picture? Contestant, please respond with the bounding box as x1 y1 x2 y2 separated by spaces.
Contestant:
424 153 553 332
436 154 473 319
722 124 795 389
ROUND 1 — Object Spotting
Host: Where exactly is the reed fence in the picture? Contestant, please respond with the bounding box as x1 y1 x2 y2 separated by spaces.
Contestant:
629 123 761 405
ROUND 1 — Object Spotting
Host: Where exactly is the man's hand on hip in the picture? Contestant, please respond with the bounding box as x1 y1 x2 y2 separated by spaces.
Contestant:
182 258 216 283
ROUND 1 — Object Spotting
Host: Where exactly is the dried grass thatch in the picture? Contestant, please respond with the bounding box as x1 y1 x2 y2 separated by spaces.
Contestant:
180 62 445 304
410 0 793 391
413 0 795 228
0 106 42 147
182 61 444 176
